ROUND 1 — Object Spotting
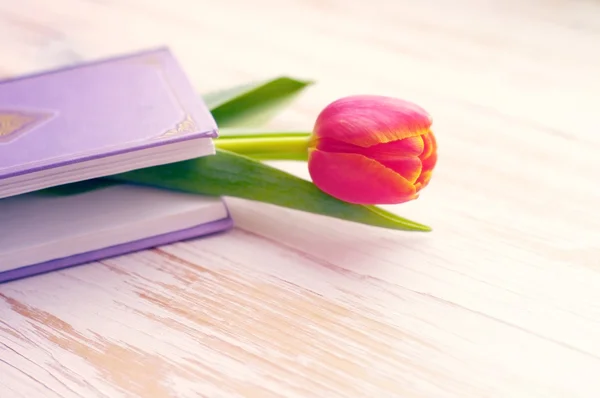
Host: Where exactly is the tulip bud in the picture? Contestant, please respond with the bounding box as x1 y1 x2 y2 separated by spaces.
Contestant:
307 95 437 205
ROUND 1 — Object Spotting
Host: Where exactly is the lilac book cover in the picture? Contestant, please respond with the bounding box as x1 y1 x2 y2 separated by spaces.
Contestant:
0 48 234 284
0 47 218 181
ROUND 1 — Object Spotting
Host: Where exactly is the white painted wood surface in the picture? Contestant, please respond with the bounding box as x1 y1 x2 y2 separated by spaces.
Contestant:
1 0 600 396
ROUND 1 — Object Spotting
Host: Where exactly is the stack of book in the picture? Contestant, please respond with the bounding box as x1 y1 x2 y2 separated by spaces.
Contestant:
0 48 233 283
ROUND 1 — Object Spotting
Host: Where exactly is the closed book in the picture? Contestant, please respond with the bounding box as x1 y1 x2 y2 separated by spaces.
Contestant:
0 47 217 198
0 48 233 283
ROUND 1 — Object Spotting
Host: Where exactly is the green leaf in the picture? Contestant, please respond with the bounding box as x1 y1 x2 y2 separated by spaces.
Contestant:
203 81 260 109
111 149 431 232
203 76 314 128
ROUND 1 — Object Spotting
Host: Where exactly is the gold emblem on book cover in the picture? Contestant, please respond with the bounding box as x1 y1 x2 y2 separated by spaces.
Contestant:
0 111 53 143
162 114 198 137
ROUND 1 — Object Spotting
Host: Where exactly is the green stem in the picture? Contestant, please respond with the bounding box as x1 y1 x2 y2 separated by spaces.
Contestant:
217 128 311 140
214 135 311 161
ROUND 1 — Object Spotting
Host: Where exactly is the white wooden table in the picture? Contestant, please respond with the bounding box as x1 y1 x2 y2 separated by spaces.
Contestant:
1 0 600 397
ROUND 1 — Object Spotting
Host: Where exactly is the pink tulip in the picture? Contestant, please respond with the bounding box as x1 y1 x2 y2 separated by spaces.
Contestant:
308 95 437 205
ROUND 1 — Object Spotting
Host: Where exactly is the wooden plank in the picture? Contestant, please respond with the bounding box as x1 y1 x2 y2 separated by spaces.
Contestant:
1 0 599 396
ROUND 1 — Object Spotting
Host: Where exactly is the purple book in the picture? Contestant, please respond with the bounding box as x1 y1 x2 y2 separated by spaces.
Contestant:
0 47 218 198
0 48 233 283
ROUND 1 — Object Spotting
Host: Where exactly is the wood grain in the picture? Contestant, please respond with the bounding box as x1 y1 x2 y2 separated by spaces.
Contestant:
1 0 600 397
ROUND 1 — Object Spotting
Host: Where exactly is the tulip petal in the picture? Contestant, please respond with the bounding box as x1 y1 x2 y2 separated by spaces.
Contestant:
376 157 422 184
411 130 437 191
420 130 436 160
308 149 417 205
415 151 437 191
313 95 432 148
360 135 424 158
315 135 423 157
315 136 424 184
